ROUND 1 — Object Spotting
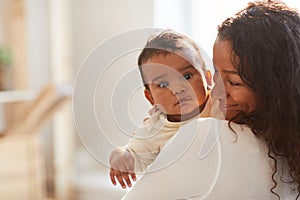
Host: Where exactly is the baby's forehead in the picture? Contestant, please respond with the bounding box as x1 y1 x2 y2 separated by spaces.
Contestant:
141 61 200 80
146 49 201 65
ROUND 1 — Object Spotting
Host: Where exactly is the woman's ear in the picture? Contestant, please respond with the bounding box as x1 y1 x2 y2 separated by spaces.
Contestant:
144 89 154 105
205 70 212 87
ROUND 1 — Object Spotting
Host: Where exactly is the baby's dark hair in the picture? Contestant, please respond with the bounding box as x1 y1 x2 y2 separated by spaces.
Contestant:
218 0 300 199
138 30 206 90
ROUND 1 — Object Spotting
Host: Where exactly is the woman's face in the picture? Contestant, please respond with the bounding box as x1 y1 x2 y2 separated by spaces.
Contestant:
211 37 259 120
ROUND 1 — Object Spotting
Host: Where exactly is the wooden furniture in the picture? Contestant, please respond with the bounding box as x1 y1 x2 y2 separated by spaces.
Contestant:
1 0 74 199
0 85 70 200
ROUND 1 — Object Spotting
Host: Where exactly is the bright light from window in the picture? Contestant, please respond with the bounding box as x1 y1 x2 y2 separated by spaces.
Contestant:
191 0 300 58
153 0 300 69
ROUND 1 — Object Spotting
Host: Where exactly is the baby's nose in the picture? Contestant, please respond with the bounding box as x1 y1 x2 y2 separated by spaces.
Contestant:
171 83 186 95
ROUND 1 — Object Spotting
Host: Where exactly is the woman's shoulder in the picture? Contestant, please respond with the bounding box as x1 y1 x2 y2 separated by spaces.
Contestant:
189 117 268 160
196 117 264 144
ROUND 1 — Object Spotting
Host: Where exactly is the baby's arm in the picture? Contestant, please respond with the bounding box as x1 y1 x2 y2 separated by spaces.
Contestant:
109 108 163 188
109 147 136 189
126 139 160 173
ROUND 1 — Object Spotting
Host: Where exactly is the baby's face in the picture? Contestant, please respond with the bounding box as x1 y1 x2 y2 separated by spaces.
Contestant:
142 53 208 121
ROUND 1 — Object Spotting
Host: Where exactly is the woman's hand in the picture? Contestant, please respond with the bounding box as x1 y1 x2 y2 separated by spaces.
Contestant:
109 148 136 189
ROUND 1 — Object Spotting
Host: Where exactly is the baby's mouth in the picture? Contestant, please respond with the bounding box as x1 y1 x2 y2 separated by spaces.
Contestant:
175 97 191 105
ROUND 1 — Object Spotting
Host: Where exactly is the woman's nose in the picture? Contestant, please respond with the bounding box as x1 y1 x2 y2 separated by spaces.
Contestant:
211 75 226 100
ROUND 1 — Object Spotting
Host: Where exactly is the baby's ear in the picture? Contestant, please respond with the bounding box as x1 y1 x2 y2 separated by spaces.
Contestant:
205 70 212 87
144 89 154 105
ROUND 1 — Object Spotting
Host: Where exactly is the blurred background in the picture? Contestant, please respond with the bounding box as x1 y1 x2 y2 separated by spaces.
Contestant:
0 0 299 200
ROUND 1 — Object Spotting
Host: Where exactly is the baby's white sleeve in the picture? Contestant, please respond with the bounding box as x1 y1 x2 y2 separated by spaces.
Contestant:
126 138 160 173
125 110 164 173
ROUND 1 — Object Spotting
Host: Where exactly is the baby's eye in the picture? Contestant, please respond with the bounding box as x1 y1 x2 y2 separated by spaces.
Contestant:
158 81 169 88
183 73 193 80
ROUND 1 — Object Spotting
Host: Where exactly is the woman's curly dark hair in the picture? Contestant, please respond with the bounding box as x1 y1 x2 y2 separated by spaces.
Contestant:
217 0 300 199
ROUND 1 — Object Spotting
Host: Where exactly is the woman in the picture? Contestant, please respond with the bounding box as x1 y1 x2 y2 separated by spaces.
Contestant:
212 1 300 198
122 1 300 199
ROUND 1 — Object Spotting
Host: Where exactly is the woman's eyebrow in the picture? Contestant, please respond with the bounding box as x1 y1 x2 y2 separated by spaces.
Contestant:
222 69 238 75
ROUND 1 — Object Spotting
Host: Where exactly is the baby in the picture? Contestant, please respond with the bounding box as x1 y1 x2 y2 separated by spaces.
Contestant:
109 30 218 189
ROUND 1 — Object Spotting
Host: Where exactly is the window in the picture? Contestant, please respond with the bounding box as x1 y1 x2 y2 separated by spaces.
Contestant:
154 0 300 59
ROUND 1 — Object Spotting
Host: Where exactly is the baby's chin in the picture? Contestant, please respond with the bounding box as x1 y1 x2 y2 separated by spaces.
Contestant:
178 104 200 114
166 107 201 122
167 109 199 117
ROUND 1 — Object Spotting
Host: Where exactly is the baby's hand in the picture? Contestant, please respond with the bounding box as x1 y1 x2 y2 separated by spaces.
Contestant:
109 148 136 189
148 104 160 115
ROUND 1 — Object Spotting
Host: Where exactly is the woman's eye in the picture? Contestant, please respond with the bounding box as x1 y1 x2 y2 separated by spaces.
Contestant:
183 74 193 80
159 81 169 88
214 67 219 74
228 80 241 86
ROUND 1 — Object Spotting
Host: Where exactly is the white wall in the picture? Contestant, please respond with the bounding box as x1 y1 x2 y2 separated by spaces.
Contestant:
71 0 154 70
153 0 193 36
25 0 51 89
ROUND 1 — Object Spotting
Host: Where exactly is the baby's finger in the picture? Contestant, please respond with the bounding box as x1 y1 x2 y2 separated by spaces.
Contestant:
116 172 127 189
124 158 136 182
129 172 136 181
109 168 117 185
122 172 132 188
